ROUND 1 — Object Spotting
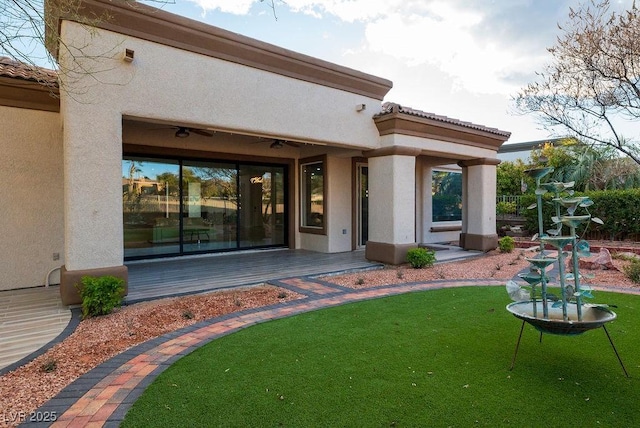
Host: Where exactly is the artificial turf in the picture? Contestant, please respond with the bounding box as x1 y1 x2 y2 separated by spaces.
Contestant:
122 286 640 427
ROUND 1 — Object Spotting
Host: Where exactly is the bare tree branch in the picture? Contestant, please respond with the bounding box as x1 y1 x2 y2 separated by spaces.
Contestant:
515 0 640 165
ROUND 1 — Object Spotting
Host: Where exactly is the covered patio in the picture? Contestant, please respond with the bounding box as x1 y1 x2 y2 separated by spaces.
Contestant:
125 249 381 303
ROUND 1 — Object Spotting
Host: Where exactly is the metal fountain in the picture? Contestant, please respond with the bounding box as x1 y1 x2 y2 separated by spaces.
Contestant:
506 167 628 377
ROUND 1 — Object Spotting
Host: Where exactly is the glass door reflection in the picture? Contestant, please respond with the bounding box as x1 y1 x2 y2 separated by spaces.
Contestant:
238 165 285 248
182 161 238 253
123 158 180 258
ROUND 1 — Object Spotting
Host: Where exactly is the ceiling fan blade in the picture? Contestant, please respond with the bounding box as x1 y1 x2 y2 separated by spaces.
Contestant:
191 128 214 137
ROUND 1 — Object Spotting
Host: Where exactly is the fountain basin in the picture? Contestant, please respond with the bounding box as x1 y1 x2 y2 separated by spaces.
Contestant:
506 301 616 336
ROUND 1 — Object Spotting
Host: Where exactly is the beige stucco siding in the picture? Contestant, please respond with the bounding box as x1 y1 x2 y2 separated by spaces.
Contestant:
0 106 63 291
60 22 383 148
57 22 388 269
327 156 353 252
379 134 498 161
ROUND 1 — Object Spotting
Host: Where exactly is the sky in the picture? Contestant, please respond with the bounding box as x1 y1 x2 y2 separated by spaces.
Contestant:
34 0 636 145
132 0 633 145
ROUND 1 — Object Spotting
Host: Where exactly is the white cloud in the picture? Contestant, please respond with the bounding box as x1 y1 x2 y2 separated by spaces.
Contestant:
283 1 551 95
187 0 551 97
361 3 542 95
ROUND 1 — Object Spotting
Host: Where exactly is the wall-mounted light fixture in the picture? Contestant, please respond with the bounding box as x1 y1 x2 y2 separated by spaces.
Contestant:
356 103 366 112
123 49 135 63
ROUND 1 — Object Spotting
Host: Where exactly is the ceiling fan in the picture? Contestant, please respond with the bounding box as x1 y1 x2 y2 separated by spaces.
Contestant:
172 126 214 138
251 138 300 149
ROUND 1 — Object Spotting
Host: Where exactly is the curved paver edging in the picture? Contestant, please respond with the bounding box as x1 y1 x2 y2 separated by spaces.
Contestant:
20 269 638 427
0 308 82 377
24 278 506 427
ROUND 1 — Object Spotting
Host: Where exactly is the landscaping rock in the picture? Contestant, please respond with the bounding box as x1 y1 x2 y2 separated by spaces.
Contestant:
571 247 617 271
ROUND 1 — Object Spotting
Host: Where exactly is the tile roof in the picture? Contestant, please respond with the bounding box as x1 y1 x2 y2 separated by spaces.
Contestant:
0 56 58 88
375 102 511 138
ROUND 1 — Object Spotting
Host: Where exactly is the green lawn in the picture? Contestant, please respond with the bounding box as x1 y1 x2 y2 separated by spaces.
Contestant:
122 287 640 427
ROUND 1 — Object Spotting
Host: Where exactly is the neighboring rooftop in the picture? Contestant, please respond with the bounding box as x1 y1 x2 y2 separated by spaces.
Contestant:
498 138 567 154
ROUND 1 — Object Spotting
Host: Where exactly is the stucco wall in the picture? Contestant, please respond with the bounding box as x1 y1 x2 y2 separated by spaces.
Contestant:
379 134 498 161
58 22 386 270
367 155 416 245
0 106 63 290
327 156 353 252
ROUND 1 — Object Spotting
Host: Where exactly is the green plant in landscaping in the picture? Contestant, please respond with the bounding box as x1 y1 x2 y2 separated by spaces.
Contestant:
181 309 195 320
623 259 640 284
406 248 436 268
496 201 517 215
77 275 125 319
40 359 57 373
498 236 515 253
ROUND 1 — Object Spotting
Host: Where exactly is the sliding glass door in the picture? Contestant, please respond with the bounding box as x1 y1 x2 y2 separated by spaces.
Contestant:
182 161 238 253
123 158 181 258
238 165 286 248
123 157 286 259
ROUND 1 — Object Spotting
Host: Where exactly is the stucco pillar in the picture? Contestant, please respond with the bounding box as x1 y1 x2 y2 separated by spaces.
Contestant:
458 158 501 251
364 147 421 264
59 103 128 304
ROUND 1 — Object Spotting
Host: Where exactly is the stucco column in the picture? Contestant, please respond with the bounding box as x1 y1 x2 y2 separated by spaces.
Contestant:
364 147 421 264
59 102 128 304
458 158 501 251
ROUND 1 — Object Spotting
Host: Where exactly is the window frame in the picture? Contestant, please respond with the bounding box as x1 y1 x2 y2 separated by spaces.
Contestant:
299 155 327 235
431 168 463 224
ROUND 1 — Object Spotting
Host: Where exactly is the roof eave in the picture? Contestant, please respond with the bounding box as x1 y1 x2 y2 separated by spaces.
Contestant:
374 111 511 152
44 0 393 100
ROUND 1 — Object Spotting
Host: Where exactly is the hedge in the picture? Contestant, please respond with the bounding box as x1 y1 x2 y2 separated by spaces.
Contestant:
519 188 640 241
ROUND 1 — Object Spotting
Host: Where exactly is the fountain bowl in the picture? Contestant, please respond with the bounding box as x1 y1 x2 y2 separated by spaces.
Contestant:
506 301 616 336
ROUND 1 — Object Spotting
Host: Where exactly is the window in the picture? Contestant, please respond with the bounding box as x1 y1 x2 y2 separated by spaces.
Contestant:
123 156 287 259
432 170 462 222
300 157 326 234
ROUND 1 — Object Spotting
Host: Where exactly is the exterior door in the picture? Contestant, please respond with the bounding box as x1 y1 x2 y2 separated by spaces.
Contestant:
357 164 369 248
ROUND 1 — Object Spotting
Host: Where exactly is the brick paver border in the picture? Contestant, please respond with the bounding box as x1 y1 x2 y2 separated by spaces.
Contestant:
24 276 637 427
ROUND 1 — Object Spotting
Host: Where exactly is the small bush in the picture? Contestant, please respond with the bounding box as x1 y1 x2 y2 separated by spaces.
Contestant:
40 359 57 373
623 259 640 284
182 309 195 320
496 201 517 215
78 275 125 319
356 277 365 285
406 248 436 269
498 236 515 253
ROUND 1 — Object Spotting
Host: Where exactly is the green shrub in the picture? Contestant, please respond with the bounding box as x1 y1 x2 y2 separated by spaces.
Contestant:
521 189 640 240
77 275 125 319
40 359 57 373
406 248 436 269
623 259 640 284
498 236 515 253
496 201 517 215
